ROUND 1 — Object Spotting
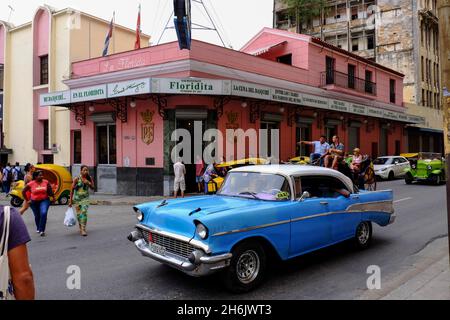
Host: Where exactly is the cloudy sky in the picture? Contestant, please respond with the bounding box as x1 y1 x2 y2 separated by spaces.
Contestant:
0 0 274 49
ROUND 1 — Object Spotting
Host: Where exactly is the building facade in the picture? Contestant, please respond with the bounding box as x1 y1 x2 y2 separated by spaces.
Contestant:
0 5 150 166
274 0 443 153
40 28 423 196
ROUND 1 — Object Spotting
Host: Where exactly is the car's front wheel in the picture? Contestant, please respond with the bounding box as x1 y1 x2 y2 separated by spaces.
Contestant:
10 196 23 208
388 171 395 180
405 173 413 185
354 221 372 249
222 241 266 293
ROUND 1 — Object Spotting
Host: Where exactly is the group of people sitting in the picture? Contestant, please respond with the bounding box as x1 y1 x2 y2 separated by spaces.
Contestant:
298 135 363 173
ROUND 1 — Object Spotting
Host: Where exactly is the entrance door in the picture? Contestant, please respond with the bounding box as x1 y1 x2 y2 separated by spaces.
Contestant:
175 119 205 193
96 123 117 194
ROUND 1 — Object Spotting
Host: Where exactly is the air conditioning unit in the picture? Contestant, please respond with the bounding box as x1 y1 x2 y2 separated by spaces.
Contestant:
51 144 59 154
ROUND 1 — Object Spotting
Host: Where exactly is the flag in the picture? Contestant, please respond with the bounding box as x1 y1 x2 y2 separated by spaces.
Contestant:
135 5 141 50
103 13 114 57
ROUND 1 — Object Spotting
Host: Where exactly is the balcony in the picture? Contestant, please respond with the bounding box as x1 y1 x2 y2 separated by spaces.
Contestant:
321 70 377 96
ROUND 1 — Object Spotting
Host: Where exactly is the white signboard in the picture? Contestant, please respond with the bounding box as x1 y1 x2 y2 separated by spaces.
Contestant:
108 78 151 98
302 94 330 109
350 103 368 116
71 85 107 103
383 110 399 120
329 100 349 113
271 88 303 105
40 90 71 107
153 78 230 95
367 107 384 118
232 81 272 100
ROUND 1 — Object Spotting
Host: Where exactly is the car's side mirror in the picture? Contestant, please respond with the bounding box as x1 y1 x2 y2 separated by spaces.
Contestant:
298 191 311 202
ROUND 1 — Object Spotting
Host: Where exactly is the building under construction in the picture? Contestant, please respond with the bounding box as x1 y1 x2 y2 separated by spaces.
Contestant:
274 0 443 153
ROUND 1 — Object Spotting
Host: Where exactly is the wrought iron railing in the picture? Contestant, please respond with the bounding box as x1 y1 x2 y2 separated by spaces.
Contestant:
321 70 377 96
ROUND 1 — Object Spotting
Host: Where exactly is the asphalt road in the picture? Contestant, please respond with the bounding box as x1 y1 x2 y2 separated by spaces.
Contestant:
3 179 448 300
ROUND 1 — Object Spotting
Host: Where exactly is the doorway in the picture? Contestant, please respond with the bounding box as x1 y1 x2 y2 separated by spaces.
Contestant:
175 118 206 194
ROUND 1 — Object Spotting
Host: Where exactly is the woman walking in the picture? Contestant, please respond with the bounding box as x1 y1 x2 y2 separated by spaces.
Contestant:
69 166 95 237
21 171 54 237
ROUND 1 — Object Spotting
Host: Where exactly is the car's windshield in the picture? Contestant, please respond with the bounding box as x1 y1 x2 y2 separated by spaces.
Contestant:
374 158 392 165
217 172 291 201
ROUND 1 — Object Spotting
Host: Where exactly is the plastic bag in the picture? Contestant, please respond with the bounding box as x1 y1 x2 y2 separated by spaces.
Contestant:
64 207 77 227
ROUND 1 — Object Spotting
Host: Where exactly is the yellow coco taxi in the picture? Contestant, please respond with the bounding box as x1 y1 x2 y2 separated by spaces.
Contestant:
8 164 73 207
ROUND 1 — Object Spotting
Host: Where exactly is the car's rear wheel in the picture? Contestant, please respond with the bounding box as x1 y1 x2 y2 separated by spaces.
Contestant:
10 196 23 208
433 174 442 186
58 195 69 205
355 221 372 249
222 240 266 293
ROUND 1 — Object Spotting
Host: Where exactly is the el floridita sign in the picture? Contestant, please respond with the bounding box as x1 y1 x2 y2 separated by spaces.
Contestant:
39 77 425 124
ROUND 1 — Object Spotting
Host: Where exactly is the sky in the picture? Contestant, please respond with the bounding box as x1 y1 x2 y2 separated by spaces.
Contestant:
0 0 274 49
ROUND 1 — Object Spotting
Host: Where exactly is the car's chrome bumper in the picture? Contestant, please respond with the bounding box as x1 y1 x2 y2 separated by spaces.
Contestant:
131 235 232 277
388 212 396 225
375 171 389 179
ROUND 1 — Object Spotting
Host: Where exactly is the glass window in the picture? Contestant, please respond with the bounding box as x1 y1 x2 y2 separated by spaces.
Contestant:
40 55 49 85
218 172 291 201
43 120 49 150
0 64 4 91
73 131 82 164
277 54 292 66
96 124 117 165
390 79 396 103
300 176 350 199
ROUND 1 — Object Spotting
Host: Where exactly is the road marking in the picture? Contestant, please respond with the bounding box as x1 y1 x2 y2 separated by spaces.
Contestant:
394 197 412 204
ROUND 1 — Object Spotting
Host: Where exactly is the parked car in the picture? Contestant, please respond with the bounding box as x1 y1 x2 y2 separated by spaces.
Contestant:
128 165 395 293
373 156 410 180
402 152 446 185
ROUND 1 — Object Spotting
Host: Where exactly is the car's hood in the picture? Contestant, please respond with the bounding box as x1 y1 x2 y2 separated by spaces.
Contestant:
374 164 392 171
136 196 264 239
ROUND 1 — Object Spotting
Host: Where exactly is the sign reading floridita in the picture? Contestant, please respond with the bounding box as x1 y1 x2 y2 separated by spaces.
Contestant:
40 77 425 124
152 78 231 95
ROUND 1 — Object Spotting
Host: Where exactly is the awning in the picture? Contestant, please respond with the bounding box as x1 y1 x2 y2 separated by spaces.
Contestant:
247 41 287 56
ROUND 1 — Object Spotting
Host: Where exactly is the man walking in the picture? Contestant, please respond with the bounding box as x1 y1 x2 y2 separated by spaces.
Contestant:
298 135 330 166
173 159 186 199
12 163 22 183
2 163 12 194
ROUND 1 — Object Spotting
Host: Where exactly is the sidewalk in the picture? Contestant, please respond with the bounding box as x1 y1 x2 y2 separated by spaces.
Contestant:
359 237 450 300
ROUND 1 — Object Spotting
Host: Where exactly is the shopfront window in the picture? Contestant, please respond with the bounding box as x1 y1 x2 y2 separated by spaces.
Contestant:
261 121 280 158
347 126 360 152
97 124 117 165
296 124 312 156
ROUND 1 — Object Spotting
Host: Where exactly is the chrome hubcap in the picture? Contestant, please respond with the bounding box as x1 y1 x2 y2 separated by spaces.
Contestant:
236 250 260 284
358 223 370 245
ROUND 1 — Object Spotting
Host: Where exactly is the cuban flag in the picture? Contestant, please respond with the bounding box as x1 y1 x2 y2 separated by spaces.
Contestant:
102 14 114 57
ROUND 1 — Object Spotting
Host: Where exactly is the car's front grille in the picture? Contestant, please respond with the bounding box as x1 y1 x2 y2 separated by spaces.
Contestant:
138 228 195 259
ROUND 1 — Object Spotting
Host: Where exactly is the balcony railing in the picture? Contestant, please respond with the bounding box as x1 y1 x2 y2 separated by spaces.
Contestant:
321 70 377 96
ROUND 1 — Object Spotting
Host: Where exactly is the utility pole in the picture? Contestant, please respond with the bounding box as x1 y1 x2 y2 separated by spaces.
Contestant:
437 0 450 262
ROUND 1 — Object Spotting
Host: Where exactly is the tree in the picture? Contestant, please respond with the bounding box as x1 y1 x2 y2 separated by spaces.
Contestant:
280 0 327 34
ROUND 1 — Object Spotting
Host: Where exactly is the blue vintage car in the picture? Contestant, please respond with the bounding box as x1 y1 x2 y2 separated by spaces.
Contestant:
128 165 395 292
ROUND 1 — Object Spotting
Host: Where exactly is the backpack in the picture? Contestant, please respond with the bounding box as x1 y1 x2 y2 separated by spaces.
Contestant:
4 168 12 183
15 168 24 181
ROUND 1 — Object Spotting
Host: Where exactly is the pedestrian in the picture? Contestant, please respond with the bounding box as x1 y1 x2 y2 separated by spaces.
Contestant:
173 159 186 199
12 162 23 183
2 163 12 194
19 164 35 215
203 161 218 195
21 170 54 237
298 135 330 166
195 155 204 193
0 205 35 300
68 165 95 237
324 135 345 170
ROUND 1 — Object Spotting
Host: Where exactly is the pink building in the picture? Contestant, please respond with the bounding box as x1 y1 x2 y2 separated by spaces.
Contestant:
40 28 424 196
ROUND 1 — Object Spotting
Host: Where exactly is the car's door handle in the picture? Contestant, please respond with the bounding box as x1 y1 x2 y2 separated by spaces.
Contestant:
320 201 329 205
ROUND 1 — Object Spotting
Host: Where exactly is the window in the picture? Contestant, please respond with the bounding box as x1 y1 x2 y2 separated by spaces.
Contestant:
43 120 49 150
97 124 117 165
367 34 375 50
40 55 49 85
365 70 373 94
422 89 426 106
348 126 360 152
0 64 4 91
348 64 356 89
300 176 350 199
390 79 396 103
277 54 292 66
326 56 335 85
260 121 280 158
296 124 311 157
73 131 82 164
352 38 359 51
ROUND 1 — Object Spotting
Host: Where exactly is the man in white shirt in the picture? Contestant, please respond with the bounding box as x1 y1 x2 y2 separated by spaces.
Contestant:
173 159 186 199
298 135 330 166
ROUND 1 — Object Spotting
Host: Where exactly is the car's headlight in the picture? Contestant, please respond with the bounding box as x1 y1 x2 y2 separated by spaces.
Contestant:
381 168 388 172
134 208 144 222
196 223 209 240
